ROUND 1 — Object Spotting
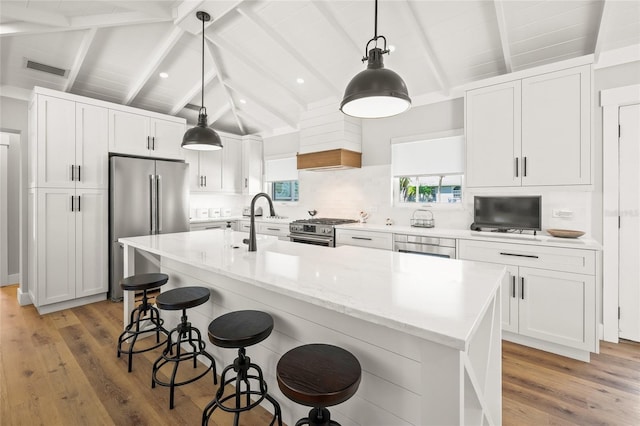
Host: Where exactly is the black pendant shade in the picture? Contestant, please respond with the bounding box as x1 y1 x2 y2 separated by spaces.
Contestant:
182 11 223 151
340 0 411 119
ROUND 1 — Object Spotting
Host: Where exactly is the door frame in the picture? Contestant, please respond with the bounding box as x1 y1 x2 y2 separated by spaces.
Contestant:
601 83 640 342
0 134 8 286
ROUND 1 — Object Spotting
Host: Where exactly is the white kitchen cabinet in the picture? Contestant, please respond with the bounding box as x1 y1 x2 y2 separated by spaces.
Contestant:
222 135 242 193
458 239 598 358
242 136 263 195
108 109 185 160
190 220 233 232
29 188 108 310
185 149 222 192
30 95 108 189
257 222 290 240
465 64 591 187
336 228 393 250
237 220 251 233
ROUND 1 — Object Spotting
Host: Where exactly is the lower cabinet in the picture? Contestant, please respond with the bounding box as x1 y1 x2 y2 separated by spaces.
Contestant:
29 188 108 312
257 222 290 240
335 228 393 250
459 239 598 357
190 220 234 232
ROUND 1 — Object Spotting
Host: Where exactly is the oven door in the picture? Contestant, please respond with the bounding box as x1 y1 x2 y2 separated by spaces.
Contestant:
290 234 334 247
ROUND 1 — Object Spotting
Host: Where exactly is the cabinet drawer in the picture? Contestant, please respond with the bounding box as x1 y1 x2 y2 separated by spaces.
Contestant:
336 229 393 250
458 239 595 275
257 223 289 237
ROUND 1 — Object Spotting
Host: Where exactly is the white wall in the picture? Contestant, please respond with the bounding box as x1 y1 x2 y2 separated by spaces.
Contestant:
0 97 28 292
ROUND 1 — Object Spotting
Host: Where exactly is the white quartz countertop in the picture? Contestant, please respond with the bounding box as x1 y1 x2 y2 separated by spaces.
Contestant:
119 230 504 351
335 223 602 250
190 216 291 224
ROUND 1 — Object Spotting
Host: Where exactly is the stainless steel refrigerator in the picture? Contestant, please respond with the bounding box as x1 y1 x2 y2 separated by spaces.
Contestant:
109 156 189 300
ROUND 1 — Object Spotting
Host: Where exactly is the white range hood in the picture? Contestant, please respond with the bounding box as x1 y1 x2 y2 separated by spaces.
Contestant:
297 101 362 170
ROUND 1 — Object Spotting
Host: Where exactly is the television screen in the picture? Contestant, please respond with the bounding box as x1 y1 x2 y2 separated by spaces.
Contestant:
473 196 541 231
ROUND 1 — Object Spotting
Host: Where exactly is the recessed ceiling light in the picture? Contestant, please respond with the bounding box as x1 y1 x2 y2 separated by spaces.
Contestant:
159 72 169 78
239 99 247 104
388 45 396 53
296 77 305 84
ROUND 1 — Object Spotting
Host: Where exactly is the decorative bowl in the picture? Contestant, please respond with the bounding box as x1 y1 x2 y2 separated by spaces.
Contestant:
546 229 585 238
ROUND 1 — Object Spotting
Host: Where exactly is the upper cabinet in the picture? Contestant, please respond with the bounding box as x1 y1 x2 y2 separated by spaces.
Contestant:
465 64 591 188
30 94 108 189
222 135 242 193
183 133 242 193
108 109 185 160
242 136 263 195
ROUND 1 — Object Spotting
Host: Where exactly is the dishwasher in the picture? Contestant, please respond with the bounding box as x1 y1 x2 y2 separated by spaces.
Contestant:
393 234 456 258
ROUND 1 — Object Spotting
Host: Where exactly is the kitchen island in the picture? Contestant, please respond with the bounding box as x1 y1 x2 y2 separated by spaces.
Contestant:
119 230 505 426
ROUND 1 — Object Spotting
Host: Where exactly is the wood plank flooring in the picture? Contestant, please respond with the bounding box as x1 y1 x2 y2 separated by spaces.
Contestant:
2 284 640 425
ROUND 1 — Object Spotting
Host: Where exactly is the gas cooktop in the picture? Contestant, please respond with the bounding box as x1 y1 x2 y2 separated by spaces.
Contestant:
291 218 359 226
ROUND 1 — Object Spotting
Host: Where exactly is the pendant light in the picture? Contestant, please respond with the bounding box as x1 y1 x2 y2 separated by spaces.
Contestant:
182 11 223 151
340 0 411 119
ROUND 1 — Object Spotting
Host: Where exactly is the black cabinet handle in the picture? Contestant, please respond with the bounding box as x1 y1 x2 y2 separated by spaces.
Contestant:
71 165 75 181
152 136 156 150
71 195 74 212
512 275 516 298
500 252 539 259
523 156 527 177
515 157 519 178
204 176 207 187
352 236 373 241
77 165 81 181
77 195 81 212
267 227 280 231
520 277 525 300
147 136 150 150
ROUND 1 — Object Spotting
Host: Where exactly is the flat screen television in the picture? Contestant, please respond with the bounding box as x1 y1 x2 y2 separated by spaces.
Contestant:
473 196 541 232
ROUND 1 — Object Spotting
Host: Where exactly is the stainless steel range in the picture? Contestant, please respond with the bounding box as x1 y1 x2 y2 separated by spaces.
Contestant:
289 218 359 247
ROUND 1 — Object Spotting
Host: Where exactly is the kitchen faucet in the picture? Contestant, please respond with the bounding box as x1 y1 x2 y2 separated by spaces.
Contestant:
243 192 276 252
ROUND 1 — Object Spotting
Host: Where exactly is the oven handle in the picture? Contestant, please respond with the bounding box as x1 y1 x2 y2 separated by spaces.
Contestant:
290 234 334 244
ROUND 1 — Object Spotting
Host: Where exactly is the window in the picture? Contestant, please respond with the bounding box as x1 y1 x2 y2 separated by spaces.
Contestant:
265 156 299 203
272 180 299 201
392 130 464 205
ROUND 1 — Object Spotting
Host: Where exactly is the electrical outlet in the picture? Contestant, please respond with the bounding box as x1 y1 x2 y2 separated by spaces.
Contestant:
552 209 574 218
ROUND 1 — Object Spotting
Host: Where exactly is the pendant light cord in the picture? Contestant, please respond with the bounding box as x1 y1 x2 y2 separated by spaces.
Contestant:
200 14 205 114
374 0 378 39
363 0 387 61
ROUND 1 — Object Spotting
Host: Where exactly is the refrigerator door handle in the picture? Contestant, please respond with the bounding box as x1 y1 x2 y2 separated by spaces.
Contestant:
156 174 162 233
150 174 156 234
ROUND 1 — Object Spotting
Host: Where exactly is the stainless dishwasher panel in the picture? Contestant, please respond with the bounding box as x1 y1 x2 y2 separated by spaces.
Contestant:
393 234 456 258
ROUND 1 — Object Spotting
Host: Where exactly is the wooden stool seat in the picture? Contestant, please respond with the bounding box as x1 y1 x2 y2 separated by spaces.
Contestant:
120 272 168 292
155 286 210 311
207 310 273 348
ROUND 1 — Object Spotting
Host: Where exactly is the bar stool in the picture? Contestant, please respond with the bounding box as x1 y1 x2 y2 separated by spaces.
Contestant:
202 310 282 426
117 273 169 372
151 286 218 409
277 344 361 426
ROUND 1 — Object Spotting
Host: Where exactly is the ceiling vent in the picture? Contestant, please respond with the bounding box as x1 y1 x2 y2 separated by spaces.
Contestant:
24 59 68 77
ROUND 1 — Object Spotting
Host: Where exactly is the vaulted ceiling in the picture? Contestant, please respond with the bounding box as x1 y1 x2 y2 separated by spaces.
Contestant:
1 1 639 136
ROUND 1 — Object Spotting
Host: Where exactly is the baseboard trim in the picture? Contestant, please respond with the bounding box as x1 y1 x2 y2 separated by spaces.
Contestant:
17 287 32 306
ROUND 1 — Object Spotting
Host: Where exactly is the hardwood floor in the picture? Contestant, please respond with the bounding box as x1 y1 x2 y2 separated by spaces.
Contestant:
2 284 640 425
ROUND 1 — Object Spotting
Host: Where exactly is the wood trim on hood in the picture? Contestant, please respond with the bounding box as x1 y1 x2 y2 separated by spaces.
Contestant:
296 149 362 171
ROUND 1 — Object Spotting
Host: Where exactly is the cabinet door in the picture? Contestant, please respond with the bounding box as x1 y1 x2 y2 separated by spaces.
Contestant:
199 150 222 191
108 109 150 156
222 136 242 193
242 137 263 194
336 229 393 250
36 189 76 305
76 103 109 189
465 81 521 187
518 267 595 351
75 189 108 297
502 265 519 333
36 95 76 188
184 150 202 191
237 220 251 232
521 65 591 185
150 118 185 160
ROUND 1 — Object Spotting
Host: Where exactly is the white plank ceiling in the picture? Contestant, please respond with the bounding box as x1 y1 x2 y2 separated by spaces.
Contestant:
1 0 639 136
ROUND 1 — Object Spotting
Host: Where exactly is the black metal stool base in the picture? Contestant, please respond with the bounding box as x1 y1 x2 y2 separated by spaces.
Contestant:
117 291 168 372
152 313 218 409
202 347 282 426
295 408 340 426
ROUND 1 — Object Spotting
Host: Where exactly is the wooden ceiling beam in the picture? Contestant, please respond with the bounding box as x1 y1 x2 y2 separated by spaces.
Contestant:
124 26 185 105
206 33 307 108
593 0 611 63
236 6 342 97
224 80 298 129
310 0 361 57
205 40 246 135
170 68 217 116
63 27 97 93
0 3 70 27
493 0 513 73
403 0 450 94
